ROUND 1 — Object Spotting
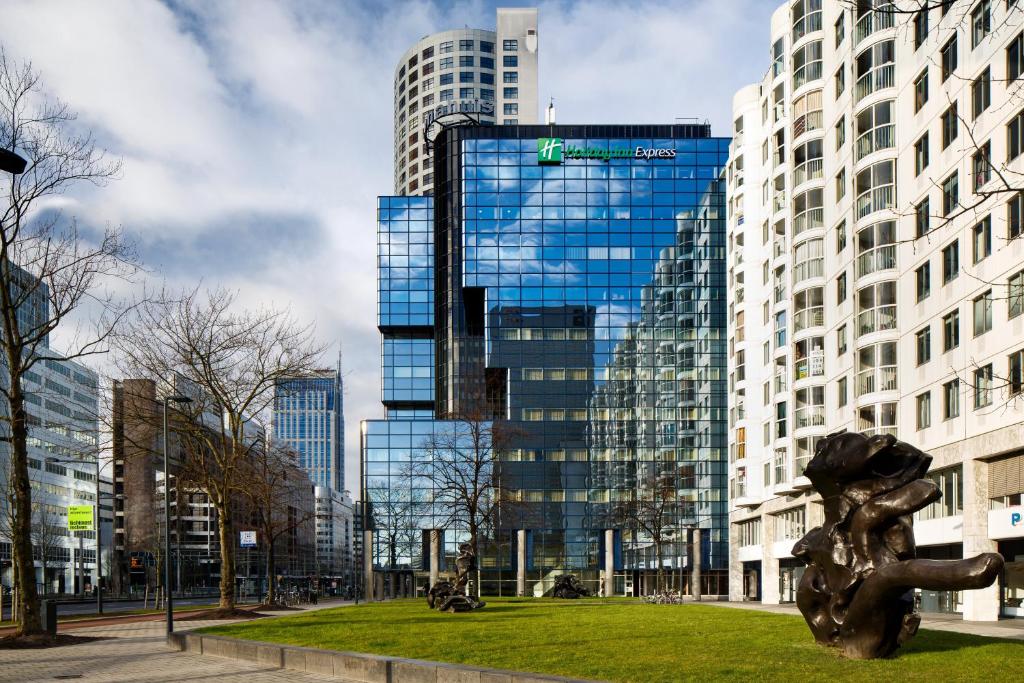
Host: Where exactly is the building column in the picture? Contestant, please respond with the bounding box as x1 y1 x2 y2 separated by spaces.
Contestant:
429 529 440 587
761 512 780 604
516 529 527 597
962 458 1000 621
604 529 615 598
728 520 743 601
363 529 374 602
692 528 702 601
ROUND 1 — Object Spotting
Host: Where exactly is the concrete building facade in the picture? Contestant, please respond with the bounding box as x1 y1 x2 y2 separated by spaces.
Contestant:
725 0 1024 621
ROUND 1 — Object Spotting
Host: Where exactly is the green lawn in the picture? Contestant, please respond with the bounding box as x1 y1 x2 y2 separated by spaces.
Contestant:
199 598 1023 682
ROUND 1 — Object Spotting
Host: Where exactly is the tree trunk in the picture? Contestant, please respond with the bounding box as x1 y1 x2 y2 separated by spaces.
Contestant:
9 381 42 636
265 538 276 605
216 501 235 609
655 541 664 593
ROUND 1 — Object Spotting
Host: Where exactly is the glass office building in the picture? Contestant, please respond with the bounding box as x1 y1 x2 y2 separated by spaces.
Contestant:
364 124 729 596
274 368 345 492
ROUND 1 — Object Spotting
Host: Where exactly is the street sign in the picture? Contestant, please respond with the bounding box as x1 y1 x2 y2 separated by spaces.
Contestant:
67 505 94 531
240 530 257 548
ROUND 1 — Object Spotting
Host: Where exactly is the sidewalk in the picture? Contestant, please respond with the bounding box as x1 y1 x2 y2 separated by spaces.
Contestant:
707 600 1024 640
0 600 355 683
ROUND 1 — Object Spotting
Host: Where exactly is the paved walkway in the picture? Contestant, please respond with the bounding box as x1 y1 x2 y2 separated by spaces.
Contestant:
707 600 1024 640
0 601 354 683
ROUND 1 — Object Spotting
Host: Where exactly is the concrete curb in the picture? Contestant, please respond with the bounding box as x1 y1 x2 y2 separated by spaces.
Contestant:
168 632 602 683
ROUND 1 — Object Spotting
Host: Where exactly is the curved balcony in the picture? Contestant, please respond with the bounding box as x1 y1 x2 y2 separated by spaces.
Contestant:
793 62 823 91
856 304 897 337
793 158 824 187
854 64 895 103
855 245 896 278
855 185 894 220
794 306 824 333
793 11 823 43
794 208 824 237
855 123 895 162
856 365 897 396
855 5 895 45
795 405 825 429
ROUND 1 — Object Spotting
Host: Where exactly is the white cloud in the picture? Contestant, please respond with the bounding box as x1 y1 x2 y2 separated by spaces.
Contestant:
0 0 774 493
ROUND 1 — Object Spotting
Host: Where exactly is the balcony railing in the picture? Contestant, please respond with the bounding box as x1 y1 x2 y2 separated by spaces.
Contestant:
793 11 823 42
774 284 787 304
774 192 787 213
855 5 895 45
794 306 824 332
793 111 823 139
856 245 896 278
793 158 824 186
795 405 825 429
794 357 824 381
856 365 898 396
773 239 786 259
855 124 896 161
793 61 823 90
856 304 897 336
854 64 895 103
793 257 824 284
860 424 897 438
855 185 894 219
794 208 824 236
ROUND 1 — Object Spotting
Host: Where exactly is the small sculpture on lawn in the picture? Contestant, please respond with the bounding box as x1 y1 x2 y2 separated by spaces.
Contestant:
793 432 1003 659
426 543 486 612
552 574 590 599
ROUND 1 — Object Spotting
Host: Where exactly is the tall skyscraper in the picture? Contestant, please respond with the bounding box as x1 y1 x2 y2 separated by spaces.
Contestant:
393 7 539 196
365 124 729 598
273 360 345 492
724 0 1024 621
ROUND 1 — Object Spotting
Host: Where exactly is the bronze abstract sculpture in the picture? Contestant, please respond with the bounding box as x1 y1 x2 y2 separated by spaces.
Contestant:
552 574 590 599
793 432 1003 659
426 543 486 612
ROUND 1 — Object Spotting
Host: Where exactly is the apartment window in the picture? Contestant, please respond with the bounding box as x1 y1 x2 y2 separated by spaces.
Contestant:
941 35 957 81
838 376 849 408
1008 109 1024 160
942 172 959 216
942 240 959 283
1009 31 1024 81
503 55 518 67
971 0 992 47
835 115 846 150
916 326 932 365
503 103 518 116
974 290 993 336
941 103 958 149
972 68 991 119
503 39 518 51
837 324 848 356
836 219 847 252
503 72 518 83
975 364 994 409
1009 192 1024 240
916 262 931 301
837 271 848 303
459 39 473 51
973 216 992 263
914 9 929 49
916 197 931 237
973 142 992 191
914 69 929 112
914 133 929 176
943 309 960 351
943 379 960 420
916 392 931 429
459 55 474 67
1010 268 1024 318
503 87 518 99
1011 348 1024 394
835 65 846 98
835 168 846 200
835 13 845 47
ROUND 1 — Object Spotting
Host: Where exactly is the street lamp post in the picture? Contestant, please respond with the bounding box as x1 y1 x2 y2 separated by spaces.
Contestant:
46 456 103 615
0 147 27 175
162 395 192 636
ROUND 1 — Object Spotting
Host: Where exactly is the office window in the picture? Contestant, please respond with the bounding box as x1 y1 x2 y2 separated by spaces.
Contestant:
440 41 453 53
421 62 434 76
915 9 929 49
460 71 474 83
504 118 517 125
916 196 931 237
458 87 473 98
916 262 931 301
971 0 991 47
503 72 518 83
973 290 993 336
943 309 960 351
973 141 992 191
941 103 958 149
972 67 991 118
503 39 518 51
975 364 993 409
1009 109 1024 160
480 57 494 69
941 35 957 81
1010 268 1024 318
837 324 848 355
440 72 453 85
942 240 959 283
972 216 992 263
1010 31 1024 81
480 73 494 85
503 87 518 99
459 55 474 67
837 271 847 303
942 173 958 216
422 46 434 59
1010 348 1024 394
480 41 494 54
439 89 453 101
440 57 453 70
503 103 518 115
459 39 474 51
503 55 518 67
480 88 494 101
916 326 932 365
916 392 931 429
1010 192 1024 240
943 379 960 420
914 133 929 176
914 69 929 112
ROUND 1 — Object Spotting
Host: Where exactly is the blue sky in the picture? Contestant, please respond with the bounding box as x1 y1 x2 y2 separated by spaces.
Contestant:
1 0 779 493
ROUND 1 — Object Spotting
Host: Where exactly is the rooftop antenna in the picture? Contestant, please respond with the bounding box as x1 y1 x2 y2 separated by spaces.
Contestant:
545 98 556 125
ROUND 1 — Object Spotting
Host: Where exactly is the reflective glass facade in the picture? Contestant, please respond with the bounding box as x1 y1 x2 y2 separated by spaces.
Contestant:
274 372 344 492
364 125 729 594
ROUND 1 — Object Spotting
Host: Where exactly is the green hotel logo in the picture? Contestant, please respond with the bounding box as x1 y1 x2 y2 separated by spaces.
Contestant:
538 137 563 164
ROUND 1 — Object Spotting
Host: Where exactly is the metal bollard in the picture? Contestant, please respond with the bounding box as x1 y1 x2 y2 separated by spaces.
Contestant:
41 600 57 636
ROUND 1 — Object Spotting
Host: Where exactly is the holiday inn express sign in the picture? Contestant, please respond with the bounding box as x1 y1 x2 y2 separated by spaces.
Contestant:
537 137 676 164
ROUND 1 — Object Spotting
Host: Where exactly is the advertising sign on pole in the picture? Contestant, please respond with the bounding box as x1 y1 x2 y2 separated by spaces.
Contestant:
240 530 257 548
67 505 95 531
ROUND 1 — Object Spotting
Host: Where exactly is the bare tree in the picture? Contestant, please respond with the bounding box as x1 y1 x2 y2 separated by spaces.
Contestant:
615 469 678 593
0 50 135 636
0 465 69 596
112 287 323 612
237 439 316 606
418 410 516 598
